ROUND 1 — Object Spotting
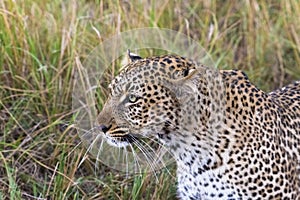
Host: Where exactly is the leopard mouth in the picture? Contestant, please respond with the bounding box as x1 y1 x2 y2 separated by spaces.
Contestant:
100 125 139 147
109 134 135 143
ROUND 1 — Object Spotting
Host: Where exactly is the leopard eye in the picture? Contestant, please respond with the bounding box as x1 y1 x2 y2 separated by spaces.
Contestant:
128 94 138 103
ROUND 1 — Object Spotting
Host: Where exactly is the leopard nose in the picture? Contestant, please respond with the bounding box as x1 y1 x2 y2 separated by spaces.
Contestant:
99 125 110 133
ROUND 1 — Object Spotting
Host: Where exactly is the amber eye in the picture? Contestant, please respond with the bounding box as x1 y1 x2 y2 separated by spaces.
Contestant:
128 94 138 103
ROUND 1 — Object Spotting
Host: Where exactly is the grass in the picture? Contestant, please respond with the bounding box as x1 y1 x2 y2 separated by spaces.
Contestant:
1 0 300 199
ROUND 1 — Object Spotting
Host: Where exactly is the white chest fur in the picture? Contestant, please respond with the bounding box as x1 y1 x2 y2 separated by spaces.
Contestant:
176 166 246 200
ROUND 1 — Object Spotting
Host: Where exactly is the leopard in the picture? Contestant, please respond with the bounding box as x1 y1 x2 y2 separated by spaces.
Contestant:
96 51 300 199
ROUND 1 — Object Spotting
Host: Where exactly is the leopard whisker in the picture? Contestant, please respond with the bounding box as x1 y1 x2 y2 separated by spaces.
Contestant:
138 137 171 169
136 134 175 178
128 135 159 182
128 142 142 174
78 131 102 168
67 126 101 159
124 145 129 178
94 134 106 173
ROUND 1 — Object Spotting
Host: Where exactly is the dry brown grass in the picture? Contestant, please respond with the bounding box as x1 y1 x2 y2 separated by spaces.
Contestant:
1 0 300 199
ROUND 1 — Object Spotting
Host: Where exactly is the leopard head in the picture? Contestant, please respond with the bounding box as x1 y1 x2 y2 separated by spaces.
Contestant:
97 52 223 148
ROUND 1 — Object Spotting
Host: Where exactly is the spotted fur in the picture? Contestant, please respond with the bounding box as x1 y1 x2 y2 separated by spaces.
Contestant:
97 53 300 199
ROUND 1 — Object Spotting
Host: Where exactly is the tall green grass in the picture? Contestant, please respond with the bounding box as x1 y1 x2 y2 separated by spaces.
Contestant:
1 0 300 199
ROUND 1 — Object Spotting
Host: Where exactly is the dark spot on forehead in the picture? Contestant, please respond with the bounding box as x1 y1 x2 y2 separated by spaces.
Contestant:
163 58 172 64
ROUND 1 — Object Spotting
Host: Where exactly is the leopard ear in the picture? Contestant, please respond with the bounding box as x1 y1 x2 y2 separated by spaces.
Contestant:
163 69 201 102
121 49 142 66
127 49 142 62
165 67 224 105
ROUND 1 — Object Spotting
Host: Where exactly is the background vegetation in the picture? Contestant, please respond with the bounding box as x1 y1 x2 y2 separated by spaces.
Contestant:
1 0 300 199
